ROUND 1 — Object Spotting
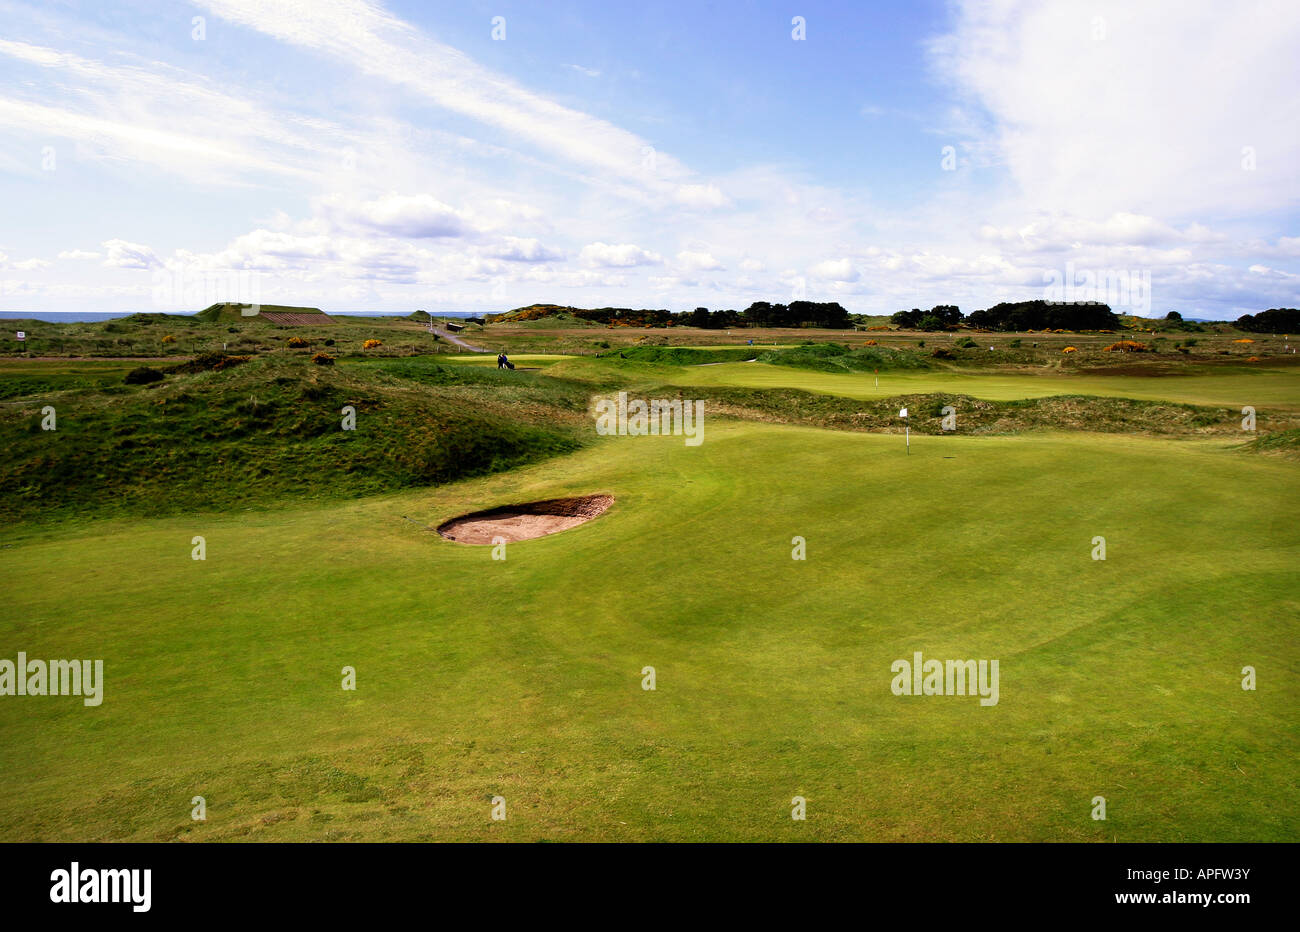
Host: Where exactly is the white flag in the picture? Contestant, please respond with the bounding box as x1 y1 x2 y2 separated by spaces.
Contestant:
899 407 908 418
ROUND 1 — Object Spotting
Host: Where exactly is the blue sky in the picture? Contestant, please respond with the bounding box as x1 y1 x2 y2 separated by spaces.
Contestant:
0 0 1297 318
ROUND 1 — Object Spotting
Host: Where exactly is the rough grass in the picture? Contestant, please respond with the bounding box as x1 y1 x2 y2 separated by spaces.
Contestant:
4 351 1288 525
604 346 758 365
0 355 591 522
758 342 932 371
694 387 1246 436
1238 426 1300 459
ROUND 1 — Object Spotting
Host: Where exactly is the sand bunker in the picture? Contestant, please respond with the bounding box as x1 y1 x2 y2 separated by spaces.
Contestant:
436 494 614 544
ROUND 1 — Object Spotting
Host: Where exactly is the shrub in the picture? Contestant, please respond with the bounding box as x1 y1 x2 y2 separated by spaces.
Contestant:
1008 338 1022 348
930 347 955 360
363 339 383 349
161 335 176 344
288 336 309 348
1062 346 1077 354
955 336 977 348
864 339 878 346
124 367 165 385
312 352 335 366
323 339 335 346
1104 340 1150 352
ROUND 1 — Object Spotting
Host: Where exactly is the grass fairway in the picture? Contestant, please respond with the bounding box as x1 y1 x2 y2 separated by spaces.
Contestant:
639 358 1300 411
1 423 1294 841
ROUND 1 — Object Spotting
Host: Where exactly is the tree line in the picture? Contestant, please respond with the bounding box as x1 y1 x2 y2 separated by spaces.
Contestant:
892 301 1124 331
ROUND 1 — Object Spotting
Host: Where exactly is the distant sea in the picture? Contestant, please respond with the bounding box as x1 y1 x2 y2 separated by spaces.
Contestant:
0 310 487 323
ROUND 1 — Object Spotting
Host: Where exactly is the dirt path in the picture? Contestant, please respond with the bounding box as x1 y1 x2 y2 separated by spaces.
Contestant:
433 329 487 352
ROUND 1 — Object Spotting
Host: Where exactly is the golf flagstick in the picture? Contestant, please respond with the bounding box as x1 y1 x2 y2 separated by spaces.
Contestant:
900 406 909 454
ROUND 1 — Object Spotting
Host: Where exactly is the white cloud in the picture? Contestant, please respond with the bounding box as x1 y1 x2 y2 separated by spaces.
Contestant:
810 258 859 282
578 242 663 268
0 39 354 184
487 237 564 262
57 249 101 260
321 192 472 238
101 239 160 269
198 0 697 193
672 184 730 209
930 0 1300 219
676 250 724 272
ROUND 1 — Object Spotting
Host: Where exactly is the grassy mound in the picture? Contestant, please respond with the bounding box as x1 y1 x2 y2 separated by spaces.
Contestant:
758 342 931 372
1239 427 1300 459
196 303 326 323
605 346 758 365
0 355 591 521
690 387 1240 436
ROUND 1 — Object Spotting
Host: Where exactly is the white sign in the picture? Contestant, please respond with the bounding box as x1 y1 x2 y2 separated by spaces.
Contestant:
898 407 908 418
16 331 25 341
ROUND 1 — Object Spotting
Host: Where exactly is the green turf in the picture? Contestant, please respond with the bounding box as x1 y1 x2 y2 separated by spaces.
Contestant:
548 355 1300 412
0 424 1294 841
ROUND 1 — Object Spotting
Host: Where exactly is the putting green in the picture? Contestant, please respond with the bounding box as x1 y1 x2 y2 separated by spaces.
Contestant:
1 423 1294 841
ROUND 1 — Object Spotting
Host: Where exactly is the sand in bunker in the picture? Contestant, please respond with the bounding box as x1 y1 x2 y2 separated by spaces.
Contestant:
436 494 614 544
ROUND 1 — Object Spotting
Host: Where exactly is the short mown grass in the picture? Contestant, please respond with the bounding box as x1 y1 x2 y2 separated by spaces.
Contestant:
0 425 1294 841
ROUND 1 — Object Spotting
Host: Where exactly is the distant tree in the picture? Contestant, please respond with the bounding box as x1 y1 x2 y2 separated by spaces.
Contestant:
788 300 851 328
743 301 776 327
1165 311 1182 321
966 300 1119 332
1235 308 1300 333
689 306 711 328
930 305 962 326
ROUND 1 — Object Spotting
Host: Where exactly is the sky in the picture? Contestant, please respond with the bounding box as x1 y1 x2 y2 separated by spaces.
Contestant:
0 0 1298 319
